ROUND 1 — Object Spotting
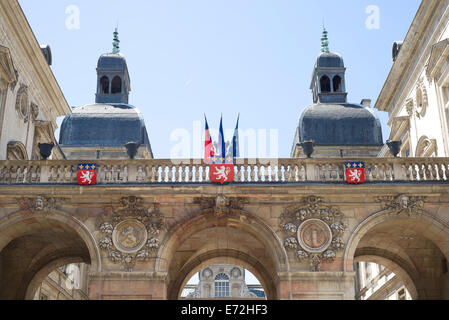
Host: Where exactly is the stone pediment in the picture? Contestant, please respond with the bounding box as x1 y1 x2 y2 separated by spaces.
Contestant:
389 115 410 141
426 39 449 81
0 45 17 86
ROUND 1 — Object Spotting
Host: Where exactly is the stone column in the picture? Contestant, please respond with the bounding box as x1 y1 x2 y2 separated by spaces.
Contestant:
88 271 167 300
277 271 356 300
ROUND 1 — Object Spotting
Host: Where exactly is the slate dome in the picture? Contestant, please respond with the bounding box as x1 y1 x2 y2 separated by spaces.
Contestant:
59 104 151 147
97 52 128 70
316 52 345 68
299 103 383 146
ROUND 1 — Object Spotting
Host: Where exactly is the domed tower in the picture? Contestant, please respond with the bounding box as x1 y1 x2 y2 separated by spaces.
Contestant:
291 28 383 158
59 29 153 160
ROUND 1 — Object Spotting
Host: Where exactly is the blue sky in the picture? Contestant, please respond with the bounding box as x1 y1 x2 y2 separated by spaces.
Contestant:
20 0 420 159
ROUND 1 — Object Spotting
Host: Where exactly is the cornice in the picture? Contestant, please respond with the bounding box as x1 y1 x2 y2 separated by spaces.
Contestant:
375 0 448 118
0 1 70 120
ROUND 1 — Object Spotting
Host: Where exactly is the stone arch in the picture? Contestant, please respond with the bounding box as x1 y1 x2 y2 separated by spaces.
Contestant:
415 135 437 157
0 209 101 300
175 252 273 300
344 210 449 299
354 249 419 300
157 208 288 300
111 76 122 94
25 256 84 300
320 75 331 93
7 140 28 160
99 76 109 94
333 75 342 92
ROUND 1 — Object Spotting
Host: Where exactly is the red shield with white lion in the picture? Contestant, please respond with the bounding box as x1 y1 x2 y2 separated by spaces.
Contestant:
210 164 234 184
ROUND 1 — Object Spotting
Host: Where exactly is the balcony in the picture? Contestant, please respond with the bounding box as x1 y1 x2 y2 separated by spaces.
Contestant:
1 158 449 185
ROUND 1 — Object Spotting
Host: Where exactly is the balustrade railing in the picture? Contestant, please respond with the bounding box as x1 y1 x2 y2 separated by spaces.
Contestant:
0 158 448 185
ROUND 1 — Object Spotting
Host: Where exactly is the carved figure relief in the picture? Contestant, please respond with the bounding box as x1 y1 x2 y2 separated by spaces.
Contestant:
280 196 346 271
194 196 248 217
98 196 164 271
17 196 66 213
376 194 426 216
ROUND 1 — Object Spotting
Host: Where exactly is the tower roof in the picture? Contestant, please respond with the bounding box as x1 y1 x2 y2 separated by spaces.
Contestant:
59 103 152 151
298 103 383 146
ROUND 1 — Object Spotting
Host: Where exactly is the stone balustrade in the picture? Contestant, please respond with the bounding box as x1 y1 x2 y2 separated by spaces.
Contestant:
0 158 449 185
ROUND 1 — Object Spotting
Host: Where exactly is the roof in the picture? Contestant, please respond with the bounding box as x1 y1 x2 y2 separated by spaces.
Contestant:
298 103 383 146
59 104 152 148
97 52 128 70
316 52 345 68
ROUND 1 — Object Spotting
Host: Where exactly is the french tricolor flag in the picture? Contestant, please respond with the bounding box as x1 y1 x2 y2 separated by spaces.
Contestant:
204 115 215 164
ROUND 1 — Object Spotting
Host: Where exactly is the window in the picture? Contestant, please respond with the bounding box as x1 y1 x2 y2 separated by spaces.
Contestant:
214 273 230 298
111 76 122 94
320 75 331 93
398 288 406 300
100 76 109 94
333 75 342 92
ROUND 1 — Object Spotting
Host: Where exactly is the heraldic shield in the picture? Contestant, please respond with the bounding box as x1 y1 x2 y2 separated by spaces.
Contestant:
210 164 234 185
345 162 365 184
77 163 97 185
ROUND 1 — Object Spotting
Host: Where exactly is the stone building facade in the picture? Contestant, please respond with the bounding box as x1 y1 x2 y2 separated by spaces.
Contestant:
1 0 449 301
376 0 449 158
0 0 69 161
184 265 262 299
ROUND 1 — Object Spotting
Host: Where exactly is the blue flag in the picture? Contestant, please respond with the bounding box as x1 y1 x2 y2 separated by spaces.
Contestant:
232 114 240 158
218 115 226 163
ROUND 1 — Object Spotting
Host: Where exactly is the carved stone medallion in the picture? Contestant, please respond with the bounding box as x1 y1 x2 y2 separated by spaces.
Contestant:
297 219 332 254
112 219 148 253
98 196 164 271
280 196 346 271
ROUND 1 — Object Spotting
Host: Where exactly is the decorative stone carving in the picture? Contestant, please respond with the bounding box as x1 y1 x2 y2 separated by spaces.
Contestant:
0 45 18 90
283 223 298 234
99 222 113 235
405 98 415 117
15 84 29 121
98 196 164 271
376 194 426 216
194 196 248 217
230 267 242 279
297 219 332 254
17 196 65 213
284 237 299 249
99 237 113 250
7 141 27 160
280 196 346 271
30 103 39 121
415 136 437 157
415 78 428 118
202 267 213 279
112 220 148 253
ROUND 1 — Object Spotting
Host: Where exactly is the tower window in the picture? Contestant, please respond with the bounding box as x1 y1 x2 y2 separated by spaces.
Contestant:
100 76 109 94
333 75 342 92
111 76 122 94
214 273 230 298
320 75 331 93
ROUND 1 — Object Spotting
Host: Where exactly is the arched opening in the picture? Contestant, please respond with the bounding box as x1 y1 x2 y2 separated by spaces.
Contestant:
333 75 342 92
345 212 449 300
320 75 331 93
354 258 415 300
100 76 109 94
181 263 266 299
158 209 287 300
111 76 122 94
0 211 100 300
